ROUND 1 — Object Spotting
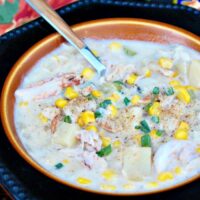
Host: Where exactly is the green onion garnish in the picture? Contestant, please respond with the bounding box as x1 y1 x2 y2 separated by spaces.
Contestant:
86 93 96 100
124 97 131 106
156 130 163 137
135 125 141 130
165 87 174 96
64 115 72 123
99 99 112 109
55 163 64 169
96 144 112 157
113 80 124 91
141 134 151 147
152 87 160 95
144 102 153 112
140 120 151 133
123 47 137 56
94 111 102 118
151 116 160 124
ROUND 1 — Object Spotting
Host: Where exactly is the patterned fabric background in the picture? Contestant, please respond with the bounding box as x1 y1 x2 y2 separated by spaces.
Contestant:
0 0 199 36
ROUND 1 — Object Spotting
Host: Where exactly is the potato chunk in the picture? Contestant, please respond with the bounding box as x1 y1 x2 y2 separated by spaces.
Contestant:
122 147 152 181
53 123 80 147
188 60 200 88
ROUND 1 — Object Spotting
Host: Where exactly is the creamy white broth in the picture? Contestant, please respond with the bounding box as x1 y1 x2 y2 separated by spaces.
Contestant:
14 39 200 193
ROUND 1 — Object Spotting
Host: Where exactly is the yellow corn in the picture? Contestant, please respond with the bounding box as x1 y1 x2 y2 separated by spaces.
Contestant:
147 182 159 188
131 95 140 105
108 105 118 118
179 121 189 131
148 102 161 116
126 74 138 85
174 167 182 174
158 57 173 69
62 159 69 164
55 98 68 108
169 80 181 87
101 136 111 147
158 172 174 182
64 87 78 100
109 42 122 51
174 86 191 104
91 90 102 98
196 147 200 153
108 93 120 102
81 67 95 80
150 129 160 139
38 113 48 123
172 71 179 77
145 69 152 77
77 111 95 127
76 177 92 185
113 140 121 148
133 134 142 144
123 183 134 189
100 184 117 191
86 125 98 132
102 169 116 180
174 129 188 140
19 101 29 107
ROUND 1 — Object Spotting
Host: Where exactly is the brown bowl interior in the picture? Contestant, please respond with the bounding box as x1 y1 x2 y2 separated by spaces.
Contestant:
1 18 200 195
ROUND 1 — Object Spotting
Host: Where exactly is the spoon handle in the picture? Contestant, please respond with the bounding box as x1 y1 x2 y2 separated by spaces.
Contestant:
26 0 85 49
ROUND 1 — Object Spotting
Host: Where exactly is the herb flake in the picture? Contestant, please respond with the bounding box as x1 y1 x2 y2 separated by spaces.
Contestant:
141 134 151 147
123 47 137 56
99 99 112 109
96 144 112 157
124 97 131 106
64 115 72 124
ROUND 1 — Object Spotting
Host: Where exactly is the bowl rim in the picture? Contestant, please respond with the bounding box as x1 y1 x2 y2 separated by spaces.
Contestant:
1 18 200 196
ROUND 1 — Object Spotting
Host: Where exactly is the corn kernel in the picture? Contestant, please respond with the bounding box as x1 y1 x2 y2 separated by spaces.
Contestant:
55 98 68 108
108 105 118 118
108 93 120 102
123 183 134 189
109 42 122 51
76 177 92 185
131 95 140 105
172 71 179 77
174 129 188 140
196 147 200 153
133 134 142 144
126 74 138 85
64 87 79 100
113 140 121 148
81 67 95 80
77 111 95 127
91 90 102 98
100 184 116 191
150 129 159 139
102 169 116 180
19 101 29 107
92 49 98 56
38 113 48 123
174 167 182 174
148 102 160 116
174 86 191 104
101 136 111 147
62 159 69 164
179 121 189 131
147 182 159 188
86 125 98 132
158 172 174 182
145 69 152 77
169 80 181 87
158 57 173 69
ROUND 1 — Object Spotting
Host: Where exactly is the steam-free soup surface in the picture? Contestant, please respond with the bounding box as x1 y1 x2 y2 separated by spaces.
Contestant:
15 39 200 193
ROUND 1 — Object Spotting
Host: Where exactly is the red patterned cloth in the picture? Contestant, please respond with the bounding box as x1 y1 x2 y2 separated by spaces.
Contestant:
0 0 76 35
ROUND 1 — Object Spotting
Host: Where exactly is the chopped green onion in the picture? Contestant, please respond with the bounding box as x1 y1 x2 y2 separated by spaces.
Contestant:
165 87 174 96
124 97 131 106
151 116 160 124
55 162 64 169
140 120 150 133
95 111 102 118
64 115 72 123
152 87 160 95
113 80 124 91
135 125 141 130
99 99 112 109
123 47 137 56
96 144 112 157
86 93 96 100
156 130 163 137
144 102 153 112
141 134 151 147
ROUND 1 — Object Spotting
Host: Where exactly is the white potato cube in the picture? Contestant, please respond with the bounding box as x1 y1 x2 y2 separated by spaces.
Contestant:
122 147 152 181
188 60 200 88
53 123 80 147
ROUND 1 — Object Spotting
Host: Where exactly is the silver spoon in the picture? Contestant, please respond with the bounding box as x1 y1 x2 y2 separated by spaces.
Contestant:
26 0 106 76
